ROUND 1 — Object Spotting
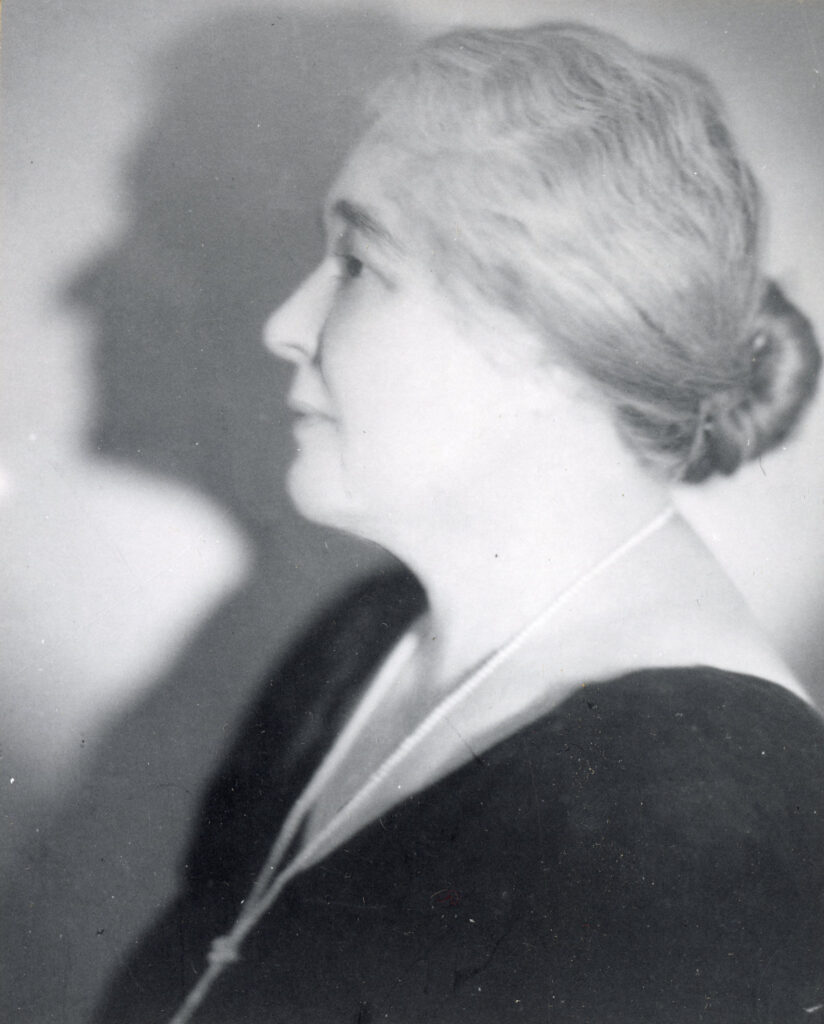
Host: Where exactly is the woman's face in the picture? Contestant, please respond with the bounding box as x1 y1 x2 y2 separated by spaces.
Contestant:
264 143 547 543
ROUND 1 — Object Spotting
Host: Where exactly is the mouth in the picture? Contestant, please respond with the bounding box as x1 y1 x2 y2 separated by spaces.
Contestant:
287 399 336 442
287 394 334 419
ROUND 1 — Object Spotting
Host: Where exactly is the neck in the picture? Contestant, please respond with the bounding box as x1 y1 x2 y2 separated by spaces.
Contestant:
387 467 672 695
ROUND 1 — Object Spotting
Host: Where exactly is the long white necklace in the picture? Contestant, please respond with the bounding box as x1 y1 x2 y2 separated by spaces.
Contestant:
167 505 675 1024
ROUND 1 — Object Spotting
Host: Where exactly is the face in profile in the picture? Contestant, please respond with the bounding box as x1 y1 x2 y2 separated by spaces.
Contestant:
264 142 548 546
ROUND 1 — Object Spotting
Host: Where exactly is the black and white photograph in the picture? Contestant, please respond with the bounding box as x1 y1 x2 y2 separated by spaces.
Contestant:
2 1 824 1021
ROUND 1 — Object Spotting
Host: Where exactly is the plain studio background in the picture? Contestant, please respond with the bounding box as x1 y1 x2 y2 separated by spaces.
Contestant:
1 1 822 1020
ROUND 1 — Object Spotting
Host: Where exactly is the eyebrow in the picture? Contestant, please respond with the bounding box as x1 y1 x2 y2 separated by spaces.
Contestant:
330 199 401 253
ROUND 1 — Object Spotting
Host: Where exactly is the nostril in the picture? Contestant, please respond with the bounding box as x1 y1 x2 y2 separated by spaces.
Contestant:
268 338 306 363
261 308 292 357
262 323 303 363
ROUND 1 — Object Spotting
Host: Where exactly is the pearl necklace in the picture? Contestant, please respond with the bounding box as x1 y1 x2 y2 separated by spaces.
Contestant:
167 505 675 1024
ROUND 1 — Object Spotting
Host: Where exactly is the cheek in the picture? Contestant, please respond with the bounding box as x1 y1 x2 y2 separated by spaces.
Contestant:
318 302 528 495
320 311 413 433
341 369 501 495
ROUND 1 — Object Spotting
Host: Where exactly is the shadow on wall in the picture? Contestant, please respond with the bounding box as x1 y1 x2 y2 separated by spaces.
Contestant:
1 9 415 1022
72 9 413 531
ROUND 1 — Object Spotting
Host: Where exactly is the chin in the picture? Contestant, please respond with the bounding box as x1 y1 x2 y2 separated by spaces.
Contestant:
285 457 355 531
285 458 397 549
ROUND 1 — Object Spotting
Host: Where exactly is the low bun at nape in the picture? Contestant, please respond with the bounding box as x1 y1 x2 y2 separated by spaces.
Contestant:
683 282 821 483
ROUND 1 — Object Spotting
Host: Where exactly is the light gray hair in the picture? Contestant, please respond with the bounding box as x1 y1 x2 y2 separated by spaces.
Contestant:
361 23 820 481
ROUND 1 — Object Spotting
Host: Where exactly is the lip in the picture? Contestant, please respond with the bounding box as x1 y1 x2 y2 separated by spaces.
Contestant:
289 406 336 440
292 412 333 428
287 395 335 420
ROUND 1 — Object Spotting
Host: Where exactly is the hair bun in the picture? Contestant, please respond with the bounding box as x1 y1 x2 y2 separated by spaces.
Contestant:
684 281 821 482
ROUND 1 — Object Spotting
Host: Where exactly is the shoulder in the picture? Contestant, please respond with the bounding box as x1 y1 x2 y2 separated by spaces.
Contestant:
550 665 824 755
552 666 824 785
480 667 824 860
501 665 824 772
508 666 824 862
478 667 824 1021
554 666 823 791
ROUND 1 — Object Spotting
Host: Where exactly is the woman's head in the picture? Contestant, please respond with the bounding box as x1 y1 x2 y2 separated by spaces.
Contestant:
266 143 570 539
350 22 820 482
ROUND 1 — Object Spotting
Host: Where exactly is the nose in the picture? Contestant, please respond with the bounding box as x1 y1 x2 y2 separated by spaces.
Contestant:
263 264 330 364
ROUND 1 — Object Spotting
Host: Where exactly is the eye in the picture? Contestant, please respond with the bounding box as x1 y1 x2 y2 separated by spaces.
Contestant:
338 254 364 281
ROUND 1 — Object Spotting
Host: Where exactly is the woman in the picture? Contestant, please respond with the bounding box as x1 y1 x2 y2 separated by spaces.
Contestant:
95 22 824 1024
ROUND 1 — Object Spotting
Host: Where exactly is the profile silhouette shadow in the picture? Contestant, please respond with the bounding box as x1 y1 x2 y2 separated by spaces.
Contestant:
1 9 416 1021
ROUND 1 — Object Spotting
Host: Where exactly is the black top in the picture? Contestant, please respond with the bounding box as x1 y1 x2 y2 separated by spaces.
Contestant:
94 569 824 1023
